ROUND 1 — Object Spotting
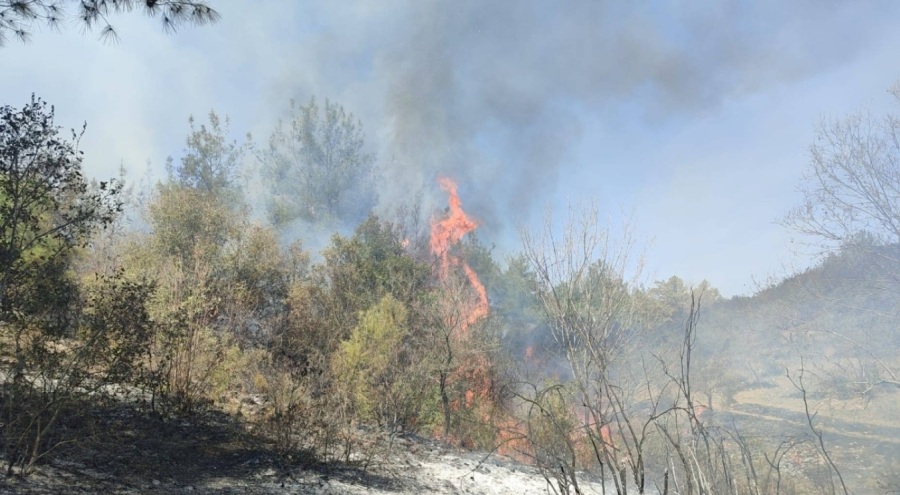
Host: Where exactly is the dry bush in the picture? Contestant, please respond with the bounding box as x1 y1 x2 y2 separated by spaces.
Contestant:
1 272 154 476
249 356 323 458
147 253 240 414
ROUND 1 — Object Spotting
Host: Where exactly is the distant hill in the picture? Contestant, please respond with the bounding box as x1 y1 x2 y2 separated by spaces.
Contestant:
690 243 900 402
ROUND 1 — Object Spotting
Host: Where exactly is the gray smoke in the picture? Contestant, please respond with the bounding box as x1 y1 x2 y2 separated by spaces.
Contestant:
356 0 886 234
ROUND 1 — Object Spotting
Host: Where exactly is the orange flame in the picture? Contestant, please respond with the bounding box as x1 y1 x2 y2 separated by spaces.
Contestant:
430 177 489 331
461 262 489 328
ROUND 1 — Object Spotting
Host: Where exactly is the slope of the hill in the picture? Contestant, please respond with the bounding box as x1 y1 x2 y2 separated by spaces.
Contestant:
691 244 899 393
674 244 900 493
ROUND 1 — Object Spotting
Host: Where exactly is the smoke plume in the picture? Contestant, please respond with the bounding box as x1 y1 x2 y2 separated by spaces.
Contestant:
356 0 879 232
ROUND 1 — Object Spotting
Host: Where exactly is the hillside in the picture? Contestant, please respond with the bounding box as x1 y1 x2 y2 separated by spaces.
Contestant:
680 245 900 493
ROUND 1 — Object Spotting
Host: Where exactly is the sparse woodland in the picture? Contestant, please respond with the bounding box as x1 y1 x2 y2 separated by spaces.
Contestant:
1 85 899 495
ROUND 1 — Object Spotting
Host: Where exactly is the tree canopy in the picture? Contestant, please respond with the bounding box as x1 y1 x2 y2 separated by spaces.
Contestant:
260 97 377 227
786 83 900 248
0 96 121 320
0 0 219 46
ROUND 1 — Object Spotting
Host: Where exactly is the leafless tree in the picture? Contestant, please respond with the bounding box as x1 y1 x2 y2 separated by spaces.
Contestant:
783 81 900 397
516 204 819 494
785 82 900 249
786 359 849 495
519 203 647 492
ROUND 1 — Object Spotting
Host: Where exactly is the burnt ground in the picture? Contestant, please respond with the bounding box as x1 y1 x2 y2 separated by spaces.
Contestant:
0 401 403 494
3 394 896 494
0 398 567 495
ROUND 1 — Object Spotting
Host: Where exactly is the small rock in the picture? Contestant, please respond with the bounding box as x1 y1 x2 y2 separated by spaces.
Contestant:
152 479 161 487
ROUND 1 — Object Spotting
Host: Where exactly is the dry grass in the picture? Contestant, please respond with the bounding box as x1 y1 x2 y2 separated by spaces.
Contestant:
734 375 900 430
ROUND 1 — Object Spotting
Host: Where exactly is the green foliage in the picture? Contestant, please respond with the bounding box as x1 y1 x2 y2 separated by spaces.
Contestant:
332 295 424 427
458 235 502 290
78 271 156 390
494 254 538 319
333 295 408 419
0 97 125 475
135 231 301 415
145 251 255 414
1 269 154 476
3 255 77 338
252 355 319 456
536 258 644 361
526 384 581 472
1 97 122 324
271 281 332 376
648 276 690 319
131 157 318 414
321 214 430 338
222 226 308 320
491 254 550 356
260 97 377 227
146 112 253 270
145 183 238 265
144 109 250 267
167 111 248 207
640 276 721 334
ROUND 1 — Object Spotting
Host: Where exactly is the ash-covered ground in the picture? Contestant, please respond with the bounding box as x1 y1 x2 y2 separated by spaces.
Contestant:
0 403 602 495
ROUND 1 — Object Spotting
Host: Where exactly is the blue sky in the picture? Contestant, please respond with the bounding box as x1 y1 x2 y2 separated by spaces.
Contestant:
2 0 899 296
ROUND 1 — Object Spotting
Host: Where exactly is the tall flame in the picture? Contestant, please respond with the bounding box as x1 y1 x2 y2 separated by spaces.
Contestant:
430 177 489 331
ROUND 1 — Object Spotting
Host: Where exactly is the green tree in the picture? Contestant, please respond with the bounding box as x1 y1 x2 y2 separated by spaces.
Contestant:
646 276 721 323
167 111 248 207
520 204 654 491
145 183 237 264
0 96 121 331
0 97 153 476
132 154 311 412
131 109 315 415
649 275 690 312
223 225 301 313
321 214 429 337
142 111 249 265
0 0 220 46
77 272 156 392
260 97 377 227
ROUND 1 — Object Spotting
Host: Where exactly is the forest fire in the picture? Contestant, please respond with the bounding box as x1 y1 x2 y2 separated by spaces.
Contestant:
430 177 490 331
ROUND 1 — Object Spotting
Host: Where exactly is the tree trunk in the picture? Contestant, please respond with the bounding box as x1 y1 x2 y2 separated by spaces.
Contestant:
440 371 450 439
